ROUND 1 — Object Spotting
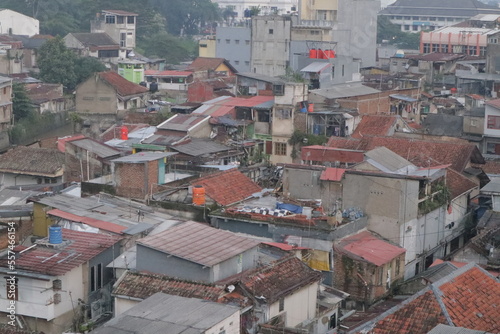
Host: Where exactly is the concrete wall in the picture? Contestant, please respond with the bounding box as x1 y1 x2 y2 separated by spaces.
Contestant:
268 283 318 327
76 75 118 114
251 16 291 76
216 26 251 73
486 42 500 74
342 173 420 244
136 244 259 283
114 296 138 317
0 172 63 188
0 9 39 36
334 0 379 68
463 115 484 135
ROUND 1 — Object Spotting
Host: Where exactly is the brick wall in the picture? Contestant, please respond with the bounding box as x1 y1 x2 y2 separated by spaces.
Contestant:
115 160 159 199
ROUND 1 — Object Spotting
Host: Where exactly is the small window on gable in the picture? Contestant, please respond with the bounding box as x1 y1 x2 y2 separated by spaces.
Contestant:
279 297 285 312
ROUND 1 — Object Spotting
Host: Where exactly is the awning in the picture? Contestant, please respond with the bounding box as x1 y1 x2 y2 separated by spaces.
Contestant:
47 209 126 234
301 62 331 73
390 94 418 102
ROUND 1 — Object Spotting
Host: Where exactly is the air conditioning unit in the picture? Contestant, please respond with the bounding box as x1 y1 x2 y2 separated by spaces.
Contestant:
91 300 103 320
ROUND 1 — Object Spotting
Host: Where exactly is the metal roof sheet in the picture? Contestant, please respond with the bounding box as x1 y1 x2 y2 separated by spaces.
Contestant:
171 139 231 157
69 138 121 158
137 221 260 267
112 151 177 163
92 293 240 334
47 209 126 234
389 94 418 102
301 61 331 73
336 231 406 266
311 82 380 99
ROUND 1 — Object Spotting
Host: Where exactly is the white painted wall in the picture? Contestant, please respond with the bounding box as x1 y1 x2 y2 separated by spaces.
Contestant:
206 310 240 334
114 296 139 317
0 9 39 36
268 283 318 327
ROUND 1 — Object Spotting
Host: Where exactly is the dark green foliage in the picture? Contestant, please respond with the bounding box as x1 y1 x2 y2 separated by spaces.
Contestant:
377 15 421 50
288 130 329 159
74 57 107 84
137 33 198 64
12 83 34 122
37 36 78 90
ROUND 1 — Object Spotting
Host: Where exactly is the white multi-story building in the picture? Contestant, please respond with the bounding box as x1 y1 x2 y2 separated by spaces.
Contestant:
0 9 39 36
214 0 298 21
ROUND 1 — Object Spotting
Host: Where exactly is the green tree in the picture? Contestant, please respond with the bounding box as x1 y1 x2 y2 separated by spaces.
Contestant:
37 36 78 91
377 15 420 49
12 83 34 122
74 57 107 84
138 32 197 64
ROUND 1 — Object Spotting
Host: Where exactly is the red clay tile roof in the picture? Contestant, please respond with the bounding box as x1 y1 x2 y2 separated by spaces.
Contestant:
351 265 500 334
301 145 365 164
191 169 262 206
351 115 398 139
188 57 236 73
485 99 500 109
327 136 483 172
336 231 405 266
137 221 260 267
476 160 500 175
0 146 64 177
0 229 121 276
25 83 63 104
219 256 322 304
446 168 478 199
113 271 226 301
320 167 346 181
98 71 148 97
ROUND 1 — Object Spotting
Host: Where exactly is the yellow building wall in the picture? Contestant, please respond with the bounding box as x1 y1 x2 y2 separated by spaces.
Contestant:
215 63 233 75
198 39 216 58
33 203 55 237
300 0 338 20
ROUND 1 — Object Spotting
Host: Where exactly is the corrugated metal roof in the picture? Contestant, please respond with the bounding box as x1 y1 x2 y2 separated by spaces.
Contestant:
389 94 418 102
112 151 177 163
157 114 209 132
171 139 231 157
365 147 415 173
92 292 240 334
69 138 121 158
137 221 260 267
301 62 331 73
48 209 126 234
144 70 192 77
311 82 380 99
336 231 405 266
237 72 286 84
427 324 492 334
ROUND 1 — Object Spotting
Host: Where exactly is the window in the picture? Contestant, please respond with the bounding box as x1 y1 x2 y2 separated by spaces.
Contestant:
404 25 410 31
274 142 287 156
245 40 250 45
329 313 337 329
441 44 448 53
423 43 430 53
395 16 403 20
438 17 445 21
488 115 500 129
269 29 274 34
276 109 291 119
199 43 207 48
235 39 240 44
257 110 270 122
412 16 419 20
6 277 18 301
245 61 250 65
412 25 418 31
278 297 285 312
117 16 124 24
235 60 240 65
98 50 119 58
226 39 230 44
342 64 345 77
379 268 384 285
127 16 135 24
105 15 115 24
90 264 103 292
273 84 284 96
395 258 400 275
404 16 411 20
429 17 436 21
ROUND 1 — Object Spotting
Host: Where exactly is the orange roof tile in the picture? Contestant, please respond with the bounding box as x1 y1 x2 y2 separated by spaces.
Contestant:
352 115 398 139
327 136 483 172
192 169 262 206
351 265 500 334
98 71 148 97
446 168 479 199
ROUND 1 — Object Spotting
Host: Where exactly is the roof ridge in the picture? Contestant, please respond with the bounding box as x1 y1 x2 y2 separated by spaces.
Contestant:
429 284 455 326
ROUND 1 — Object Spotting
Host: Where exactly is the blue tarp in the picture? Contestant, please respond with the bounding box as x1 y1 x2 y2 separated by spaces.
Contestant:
276 202 302 214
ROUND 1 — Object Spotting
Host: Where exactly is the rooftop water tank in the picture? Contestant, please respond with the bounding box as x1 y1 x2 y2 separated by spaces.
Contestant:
49 225 62 244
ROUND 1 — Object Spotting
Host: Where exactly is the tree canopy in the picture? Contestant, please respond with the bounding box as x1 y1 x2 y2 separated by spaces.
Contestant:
377 15 420 50
37 36 106 91
12 83 34 122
